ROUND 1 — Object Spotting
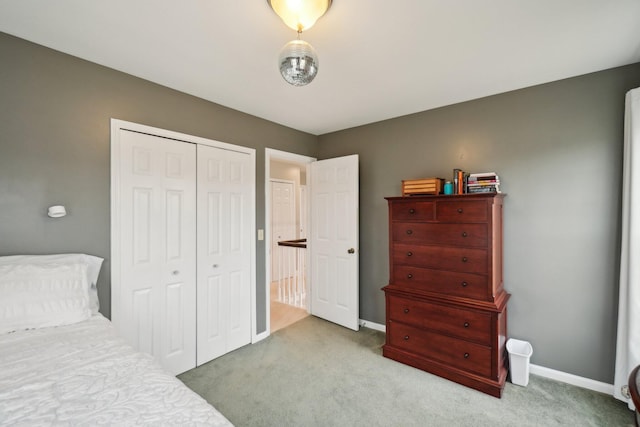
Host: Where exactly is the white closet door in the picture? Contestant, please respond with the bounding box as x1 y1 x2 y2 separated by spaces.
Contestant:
116 130 197 375
197 145 253 364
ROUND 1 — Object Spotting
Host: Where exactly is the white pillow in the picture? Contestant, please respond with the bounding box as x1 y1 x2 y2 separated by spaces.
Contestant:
0 262 92 334
0 254 103 313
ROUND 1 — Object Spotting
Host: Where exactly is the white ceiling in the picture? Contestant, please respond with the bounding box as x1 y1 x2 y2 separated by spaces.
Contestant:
1 1 639 135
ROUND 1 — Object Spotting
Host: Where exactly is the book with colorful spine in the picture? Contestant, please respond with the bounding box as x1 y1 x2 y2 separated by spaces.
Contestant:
467 172 501 193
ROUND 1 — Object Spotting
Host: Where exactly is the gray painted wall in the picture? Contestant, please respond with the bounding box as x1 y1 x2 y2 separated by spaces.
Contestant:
317 63 640 383
2 30 639 384
0 32 317 334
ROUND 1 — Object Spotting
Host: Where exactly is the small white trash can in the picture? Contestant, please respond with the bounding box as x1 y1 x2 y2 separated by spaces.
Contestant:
506 338 533 386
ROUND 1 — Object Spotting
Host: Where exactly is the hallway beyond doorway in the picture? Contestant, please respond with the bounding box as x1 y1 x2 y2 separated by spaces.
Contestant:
270 281 308 333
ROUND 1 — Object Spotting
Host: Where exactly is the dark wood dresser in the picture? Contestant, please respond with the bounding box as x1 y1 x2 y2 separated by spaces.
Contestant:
382 194 510 397
630 364 640 426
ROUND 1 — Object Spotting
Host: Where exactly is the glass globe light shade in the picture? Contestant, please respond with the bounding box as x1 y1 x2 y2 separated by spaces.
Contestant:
278 39 319 86
268 0 332 32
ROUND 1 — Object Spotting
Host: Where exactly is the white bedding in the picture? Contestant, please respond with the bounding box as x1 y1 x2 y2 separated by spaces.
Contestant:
0 315 233 426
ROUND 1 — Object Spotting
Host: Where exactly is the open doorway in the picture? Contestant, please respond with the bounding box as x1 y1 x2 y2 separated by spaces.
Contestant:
265 149 361 335
265 149 315 334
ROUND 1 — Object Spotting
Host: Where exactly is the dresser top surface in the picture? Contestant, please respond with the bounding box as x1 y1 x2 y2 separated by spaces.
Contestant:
386 193 506 202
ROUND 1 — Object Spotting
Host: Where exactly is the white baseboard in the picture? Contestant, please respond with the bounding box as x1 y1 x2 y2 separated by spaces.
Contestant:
529 364 613 395
359 319 386 332
358 321 614 395
252 330 269 344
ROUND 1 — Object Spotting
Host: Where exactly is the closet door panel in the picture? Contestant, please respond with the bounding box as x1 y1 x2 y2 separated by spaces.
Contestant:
132 188 153 264
158 144 197 374
197 145 252 365
205 274 224 338
132 288 153 354
166 282 185 355
113 121 255 375
117 130 197 376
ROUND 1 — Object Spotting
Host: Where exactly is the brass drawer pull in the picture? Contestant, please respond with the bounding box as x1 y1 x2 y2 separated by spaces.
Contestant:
462 231 468 237
407 273 413 279
403 308 410 314
464 353 470 359
409 208 416 214
407 251 413 257
462 257 468 262
406 229 413 235
464 322 470 328
457 208 463 213
404 335 410 341
461 281 468 287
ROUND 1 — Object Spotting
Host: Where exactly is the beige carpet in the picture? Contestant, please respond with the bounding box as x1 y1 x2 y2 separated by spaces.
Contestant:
179 316 634 426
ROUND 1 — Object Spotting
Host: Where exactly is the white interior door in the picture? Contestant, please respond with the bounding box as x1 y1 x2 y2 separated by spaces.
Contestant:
309 155 359 331
115 130 197 375
270 180 296 281
197 145 253 364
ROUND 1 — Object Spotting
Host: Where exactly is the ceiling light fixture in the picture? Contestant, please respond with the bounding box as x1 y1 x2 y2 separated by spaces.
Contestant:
267 0 332 32
268 0 332 87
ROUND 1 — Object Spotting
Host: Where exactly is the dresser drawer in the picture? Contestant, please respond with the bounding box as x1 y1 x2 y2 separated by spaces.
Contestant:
392 265 489 300
436 200 488 222
388 322 492 377
388 295 492 344
390 201 435 221
393 243 488 274
392 222 487 247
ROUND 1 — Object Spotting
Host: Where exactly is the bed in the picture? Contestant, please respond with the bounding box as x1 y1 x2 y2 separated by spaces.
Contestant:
0 254 232 426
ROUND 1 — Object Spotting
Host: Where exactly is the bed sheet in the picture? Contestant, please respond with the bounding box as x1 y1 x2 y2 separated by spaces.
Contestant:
0 315 233 426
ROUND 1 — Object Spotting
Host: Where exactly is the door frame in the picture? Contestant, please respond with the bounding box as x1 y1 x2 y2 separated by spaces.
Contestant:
110 119 259 343
264 148 316 337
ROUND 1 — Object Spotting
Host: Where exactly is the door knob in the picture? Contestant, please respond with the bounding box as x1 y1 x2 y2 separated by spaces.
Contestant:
172 270 179 275
212 264 219 268
348 248 355 254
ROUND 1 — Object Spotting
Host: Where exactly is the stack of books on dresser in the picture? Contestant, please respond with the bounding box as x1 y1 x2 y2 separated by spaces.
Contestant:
467 172 501 193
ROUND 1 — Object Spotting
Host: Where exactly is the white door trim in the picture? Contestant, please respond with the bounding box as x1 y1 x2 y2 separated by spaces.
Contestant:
263 148 316 339
110 119 259 344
